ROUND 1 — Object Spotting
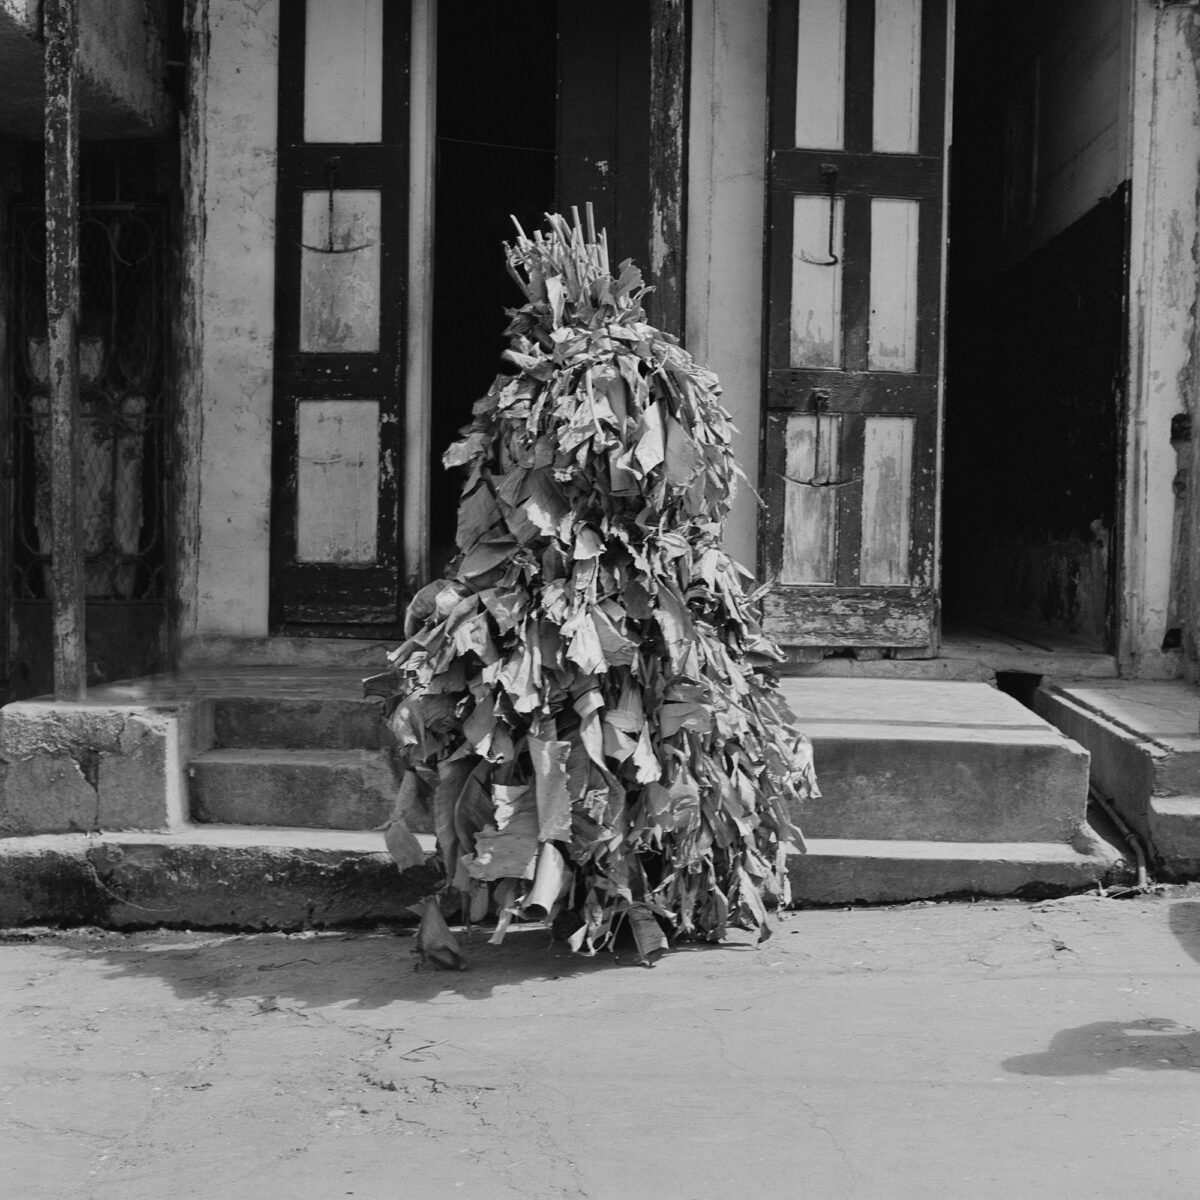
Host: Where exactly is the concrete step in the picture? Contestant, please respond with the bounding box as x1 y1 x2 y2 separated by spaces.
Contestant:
188 748 402 831
792 834 1121 905
0 672 1127 929
0 827 440 930
779 679 1091 843
1035 679 1200 877
211 696 387 750
0 824 1123 931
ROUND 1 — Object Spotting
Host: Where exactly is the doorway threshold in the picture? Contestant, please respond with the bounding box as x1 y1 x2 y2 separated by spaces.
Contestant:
178 628 1118 686
781 623 1117 683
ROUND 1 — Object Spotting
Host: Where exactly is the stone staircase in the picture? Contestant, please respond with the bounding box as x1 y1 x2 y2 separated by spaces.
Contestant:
0 670 440 929
1035 679 1200 879
0 667 1125 928
189 694 399 830
780 679 1120 903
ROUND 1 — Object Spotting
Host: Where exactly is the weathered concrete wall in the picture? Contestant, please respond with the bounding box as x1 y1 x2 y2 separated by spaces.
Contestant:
686 0 768 574
0 700 207 834
1123 0 1200 678
179 0 279 640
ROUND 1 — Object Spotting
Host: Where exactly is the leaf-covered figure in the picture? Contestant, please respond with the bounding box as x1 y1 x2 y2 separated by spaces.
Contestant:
374 210 817 958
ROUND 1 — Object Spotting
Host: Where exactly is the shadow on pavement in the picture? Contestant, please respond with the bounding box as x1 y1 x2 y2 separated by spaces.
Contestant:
1002 898 1200 1076
52 924 630 1009
1169 900 1200 965
1003 1018 1200 1076
50 923 747 1011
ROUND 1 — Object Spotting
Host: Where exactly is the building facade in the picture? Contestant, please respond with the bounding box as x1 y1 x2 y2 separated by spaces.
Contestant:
4 0 1200 698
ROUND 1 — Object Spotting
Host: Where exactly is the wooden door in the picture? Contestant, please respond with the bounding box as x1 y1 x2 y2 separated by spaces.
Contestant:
555 0 652 288
761 0 950 653
270 0 409 631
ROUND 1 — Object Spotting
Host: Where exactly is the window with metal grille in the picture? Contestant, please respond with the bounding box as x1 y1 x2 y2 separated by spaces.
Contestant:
6 199 171 696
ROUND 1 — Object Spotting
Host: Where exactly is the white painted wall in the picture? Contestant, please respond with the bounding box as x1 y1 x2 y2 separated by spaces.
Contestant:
184 0 279 638
686 0 769 575
1122 1 1200 678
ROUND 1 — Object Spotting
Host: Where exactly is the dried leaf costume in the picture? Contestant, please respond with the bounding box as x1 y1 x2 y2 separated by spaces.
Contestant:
377 212 817 956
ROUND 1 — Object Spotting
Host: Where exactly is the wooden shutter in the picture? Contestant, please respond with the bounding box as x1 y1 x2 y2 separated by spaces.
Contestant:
270 1 409 630
761 0 950 652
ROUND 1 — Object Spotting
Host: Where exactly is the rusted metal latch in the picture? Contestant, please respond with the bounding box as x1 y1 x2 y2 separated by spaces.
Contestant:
797 163 840 267
782 389 861 489
299 156 376 255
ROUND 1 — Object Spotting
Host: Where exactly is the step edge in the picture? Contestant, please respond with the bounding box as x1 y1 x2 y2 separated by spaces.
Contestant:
1037 685 1176 757
801 836 1118 865
0 827 437 854
190 748 394 765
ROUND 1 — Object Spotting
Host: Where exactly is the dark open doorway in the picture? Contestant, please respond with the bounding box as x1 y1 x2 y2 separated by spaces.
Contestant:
428 1 651 574
943 0 1127 654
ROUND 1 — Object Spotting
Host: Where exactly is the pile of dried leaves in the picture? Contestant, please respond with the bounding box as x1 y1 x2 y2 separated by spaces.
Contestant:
372 210 816 960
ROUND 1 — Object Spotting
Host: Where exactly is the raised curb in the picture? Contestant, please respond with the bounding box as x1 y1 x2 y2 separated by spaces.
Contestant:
0 824 1124 929
1035 680 1200 878
792 832 1125 905
0 829 440 930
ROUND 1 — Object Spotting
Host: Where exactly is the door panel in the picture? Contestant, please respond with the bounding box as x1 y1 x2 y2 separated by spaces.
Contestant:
271 1 409 631
555 0 652 278
762 0 950 651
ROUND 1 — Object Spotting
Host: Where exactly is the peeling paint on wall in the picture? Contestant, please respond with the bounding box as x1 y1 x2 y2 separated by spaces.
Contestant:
186 0 280 637
1124 0 1200 677
685 0 769 571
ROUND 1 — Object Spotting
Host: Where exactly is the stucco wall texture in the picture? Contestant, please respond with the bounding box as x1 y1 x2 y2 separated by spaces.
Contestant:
191 0 279 637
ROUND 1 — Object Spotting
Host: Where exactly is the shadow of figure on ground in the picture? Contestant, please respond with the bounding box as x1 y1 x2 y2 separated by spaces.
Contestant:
1004 898 1200 1076
1169 899 1200 965
41 923 624 1010
40 920 753 1011
1003 1017 1200 1076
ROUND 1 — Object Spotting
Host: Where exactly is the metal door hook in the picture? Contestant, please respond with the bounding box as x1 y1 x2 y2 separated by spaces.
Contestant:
781 388 861 489
299 156 376 255
797 163 840 267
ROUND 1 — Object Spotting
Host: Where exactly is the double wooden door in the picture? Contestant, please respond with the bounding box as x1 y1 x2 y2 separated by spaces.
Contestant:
761 0 951 653
269 0 652 634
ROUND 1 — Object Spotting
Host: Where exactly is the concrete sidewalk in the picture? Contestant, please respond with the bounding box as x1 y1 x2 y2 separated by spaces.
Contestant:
3 889 1199 1200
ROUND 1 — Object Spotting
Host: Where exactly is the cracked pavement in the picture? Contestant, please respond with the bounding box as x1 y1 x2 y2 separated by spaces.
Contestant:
2 887 1199 1199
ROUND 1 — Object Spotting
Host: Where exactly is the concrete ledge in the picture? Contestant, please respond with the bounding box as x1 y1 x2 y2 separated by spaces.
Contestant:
781 678 1092 844
0 829 441 931
791 832 1125 905
0 825 1125 929
181 636 397 670
797 736 1089 843
0 701 207 835
1035 680 1200 878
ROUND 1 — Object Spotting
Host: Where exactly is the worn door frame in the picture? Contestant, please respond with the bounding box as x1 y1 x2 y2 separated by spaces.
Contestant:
402 0 688 596
269 1 411 634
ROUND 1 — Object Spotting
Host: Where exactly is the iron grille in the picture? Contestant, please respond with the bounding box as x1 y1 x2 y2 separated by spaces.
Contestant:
9 205 171 606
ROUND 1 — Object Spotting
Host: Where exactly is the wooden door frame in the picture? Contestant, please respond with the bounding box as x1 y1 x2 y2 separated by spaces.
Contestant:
269 1 411 634
402 0 689 595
